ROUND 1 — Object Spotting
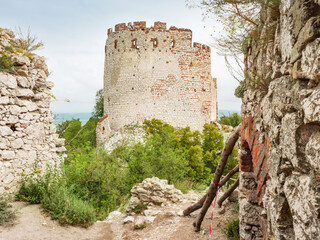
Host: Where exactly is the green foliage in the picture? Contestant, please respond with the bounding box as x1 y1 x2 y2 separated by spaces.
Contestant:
245 73 272 93
17 165 96 226
52 118 238 222
220 113 241 127
92 89 104 118
57 117 99 152
4 46 14 53
0 195 16 226
63 148 130 219
226 219 240 240
0 51 15 71
174 179 207 194
241 33 251 55
234 81 245 98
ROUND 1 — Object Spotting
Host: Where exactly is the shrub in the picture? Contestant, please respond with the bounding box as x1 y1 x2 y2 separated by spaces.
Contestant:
226 219 240 240
0 195 16 226
0 51 15 71
57 117 99 152
55 118 239 219
15 27 44 52
17 165 96 226
234 81 245 98
220 113 241 127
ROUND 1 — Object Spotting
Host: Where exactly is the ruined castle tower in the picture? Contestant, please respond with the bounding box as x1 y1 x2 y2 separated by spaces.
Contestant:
97 21 217 143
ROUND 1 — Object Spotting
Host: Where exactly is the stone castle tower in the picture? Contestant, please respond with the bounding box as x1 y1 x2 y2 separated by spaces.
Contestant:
97 21 218 143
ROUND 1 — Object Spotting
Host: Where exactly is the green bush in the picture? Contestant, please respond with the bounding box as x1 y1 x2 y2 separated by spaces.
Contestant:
57 117 99 152
226 219 240 240
54 118 239 221
234 81 245 98
0 195 16 226
64 148 130 219
17 165 96 226
220 113 241 127
0 51 15 71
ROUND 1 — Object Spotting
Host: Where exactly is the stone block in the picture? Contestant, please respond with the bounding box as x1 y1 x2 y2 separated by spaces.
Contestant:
0 73 17 89
1 150 15 160
0 126 13 136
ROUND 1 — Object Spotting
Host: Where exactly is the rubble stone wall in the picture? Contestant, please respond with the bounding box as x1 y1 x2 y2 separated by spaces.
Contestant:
97 21 218 143
239 1 320 239
0 29 64 194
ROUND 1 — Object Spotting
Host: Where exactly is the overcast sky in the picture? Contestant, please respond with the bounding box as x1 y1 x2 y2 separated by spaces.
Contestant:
1 0 242 113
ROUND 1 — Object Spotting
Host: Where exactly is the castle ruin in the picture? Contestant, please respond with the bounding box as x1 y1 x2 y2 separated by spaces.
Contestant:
0 29 65 194
97 21 217 143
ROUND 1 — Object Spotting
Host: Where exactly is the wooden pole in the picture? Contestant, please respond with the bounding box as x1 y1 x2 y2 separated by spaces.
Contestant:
182 126 241 232
217 178 239 207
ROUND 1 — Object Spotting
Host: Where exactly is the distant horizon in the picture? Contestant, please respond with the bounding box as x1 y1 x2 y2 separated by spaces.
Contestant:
52 109 241 114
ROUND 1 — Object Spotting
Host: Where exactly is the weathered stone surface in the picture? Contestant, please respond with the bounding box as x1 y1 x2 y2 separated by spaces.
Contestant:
15 88 34 97
126 177 183 212
0 126 13 136
11 53 31 66
302 88 320 123
239 1 320 239
0 28 64 194
1 150 15 160
0 73 17 89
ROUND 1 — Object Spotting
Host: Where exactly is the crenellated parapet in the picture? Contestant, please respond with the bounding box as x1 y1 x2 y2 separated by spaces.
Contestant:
105 21 210 55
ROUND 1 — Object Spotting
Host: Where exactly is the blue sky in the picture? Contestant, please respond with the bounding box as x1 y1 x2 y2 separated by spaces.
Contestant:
1 0 242 113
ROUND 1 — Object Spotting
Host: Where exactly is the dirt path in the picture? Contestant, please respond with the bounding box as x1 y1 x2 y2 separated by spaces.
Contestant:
0 192 238 240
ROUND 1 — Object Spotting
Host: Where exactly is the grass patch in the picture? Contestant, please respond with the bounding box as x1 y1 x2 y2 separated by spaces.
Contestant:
17 166 96 227
0 195 16 226
175 179 207 194
226 219 240 240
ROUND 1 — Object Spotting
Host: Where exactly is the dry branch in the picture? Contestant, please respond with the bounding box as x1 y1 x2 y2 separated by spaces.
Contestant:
217 178 239 207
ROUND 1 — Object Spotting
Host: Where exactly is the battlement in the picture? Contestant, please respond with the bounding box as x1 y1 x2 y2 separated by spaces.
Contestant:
107 21 192 35
193 42 211 52
106 21 210 54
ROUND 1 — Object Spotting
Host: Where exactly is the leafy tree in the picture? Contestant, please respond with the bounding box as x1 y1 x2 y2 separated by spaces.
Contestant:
92 89 104 118
220 112 241 127
202 123 224 181
57 117 99 152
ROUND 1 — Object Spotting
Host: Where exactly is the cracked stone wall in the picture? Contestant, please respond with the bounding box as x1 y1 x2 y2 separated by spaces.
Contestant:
97 21 218 143
0 29 65 194
239 1 320 239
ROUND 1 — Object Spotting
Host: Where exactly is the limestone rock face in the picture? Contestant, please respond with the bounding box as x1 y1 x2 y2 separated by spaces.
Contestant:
126 177 183 212
238 1 320 239
0 29 64 194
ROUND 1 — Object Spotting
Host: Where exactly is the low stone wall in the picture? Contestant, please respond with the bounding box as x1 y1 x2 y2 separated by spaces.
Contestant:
0 29 65 194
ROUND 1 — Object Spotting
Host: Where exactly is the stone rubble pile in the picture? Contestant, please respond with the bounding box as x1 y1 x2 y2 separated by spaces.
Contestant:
126 177 183 212
0 28 65 194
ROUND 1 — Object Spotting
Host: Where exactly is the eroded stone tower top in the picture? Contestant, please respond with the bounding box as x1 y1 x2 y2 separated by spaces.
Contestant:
97 21 218 143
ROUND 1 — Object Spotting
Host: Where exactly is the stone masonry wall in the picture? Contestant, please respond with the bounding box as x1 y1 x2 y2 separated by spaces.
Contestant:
97 21 218 143
239 1 320 239
0 29 65 194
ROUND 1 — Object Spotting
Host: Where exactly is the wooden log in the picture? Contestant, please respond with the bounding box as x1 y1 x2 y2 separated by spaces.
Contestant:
182 125 240 231
183 164 239 216
217 178 239 207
